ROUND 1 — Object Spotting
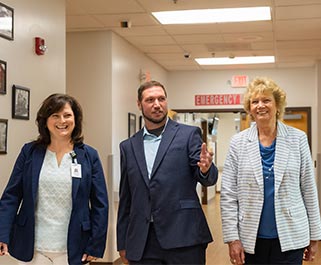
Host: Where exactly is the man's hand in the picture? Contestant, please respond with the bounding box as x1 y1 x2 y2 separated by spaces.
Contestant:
197 143 214 174
119 250 129 264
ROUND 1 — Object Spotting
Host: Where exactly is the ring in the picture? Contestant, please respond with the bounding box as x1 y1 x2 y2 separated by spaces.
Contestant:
230 258 236 264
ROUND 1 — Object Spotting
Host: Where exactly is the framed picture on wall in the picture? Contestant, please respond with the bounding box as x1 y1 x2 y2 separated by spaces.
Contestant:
128 112 136 137
12 85 30 120
0 2 14 40
0 119 8 154
139 115 144 130
0 59 6 94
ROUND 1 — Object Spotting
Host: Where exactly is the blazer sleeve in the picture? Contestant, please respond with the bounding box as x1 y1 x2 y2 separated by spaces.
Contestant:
116 142 131 251
220 134 241 243
0 144 30 244
188 126 218 187
83 146 109 257
299 134 321 240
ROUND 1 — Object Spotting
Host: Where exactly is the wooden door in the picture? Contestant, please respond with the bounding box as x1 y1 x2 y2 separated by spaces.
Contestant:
239 107 311 150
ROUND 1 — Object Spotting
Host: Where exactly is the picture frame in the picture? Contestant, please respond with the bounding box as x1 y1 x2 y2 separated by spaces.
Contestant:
0 59 6 94
139 115 144 130
12 85 30 120
0 2 14 41
0 119 8 154
128 112 136 137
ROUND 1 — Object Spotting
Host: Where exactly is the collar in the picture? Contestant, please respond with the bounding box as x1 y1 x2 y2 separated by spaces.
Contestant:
143 117 169 137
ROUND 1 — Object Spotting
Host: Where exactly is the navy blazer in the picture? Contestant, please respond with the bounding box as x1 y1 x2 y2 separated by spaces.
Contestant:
0 142 108 264
117 119 218 261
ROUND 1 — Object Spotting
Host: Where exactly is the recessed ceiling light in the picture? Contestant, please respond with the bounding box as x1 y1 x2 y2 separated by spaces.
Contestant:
195 56 275 65
152 6 271 24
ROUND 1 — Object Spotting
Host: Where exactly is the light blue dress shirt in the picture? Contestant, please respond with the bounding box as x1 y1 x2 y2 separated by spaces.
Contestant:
143 121 167 178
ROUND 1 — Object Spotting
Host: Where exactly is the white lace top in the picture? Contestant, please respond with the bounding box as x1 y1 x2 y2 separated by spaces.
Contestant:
34 149 72 253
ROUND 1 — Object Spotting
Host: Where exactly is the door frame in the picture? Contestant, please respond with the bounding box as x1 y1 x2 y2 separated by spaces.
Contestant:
173 106 311 205
172 106 311 151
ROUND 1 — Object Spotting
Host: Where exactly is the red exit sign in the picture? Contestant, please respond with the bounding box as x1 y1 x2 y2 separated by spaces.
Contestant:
231 75 249 87
195 94 243 106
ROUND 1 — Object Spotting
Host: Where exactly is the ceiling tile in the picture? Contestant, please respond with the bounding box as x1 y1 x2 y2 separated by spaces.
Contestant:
66 15 104 29
276 4 321 20
66 0 321 70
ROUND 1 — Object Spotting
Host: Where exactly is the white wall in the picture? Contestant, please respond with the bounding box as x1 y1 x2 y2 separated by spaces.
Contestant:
111 32 167 197
66 30 167 262
66 31 112 168
0 0 65 194
0 2 65 264
66 30 114 262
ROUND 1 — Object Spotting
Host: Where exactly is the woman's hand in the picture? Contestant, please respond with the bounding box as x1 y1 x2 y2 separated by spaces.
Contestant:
228 240 245 265
0 242 8 256
303 240 318 261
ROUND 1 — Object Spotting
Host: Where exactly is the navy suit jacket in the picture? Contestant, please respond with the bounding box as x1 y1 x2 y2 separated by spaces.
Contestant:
117 119 218 261
0 142 108 264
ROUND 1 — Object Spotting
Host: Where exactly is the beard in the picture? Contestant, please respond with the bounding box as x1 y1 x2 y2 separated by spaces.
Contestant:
142 108 168 125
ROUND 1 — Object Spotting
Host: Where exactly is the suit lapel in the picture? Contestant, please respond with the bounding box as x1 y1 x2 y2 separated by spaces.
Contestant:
32 145 46 202
247 124 264 194
72 145 85 201
131 129 150 187
274 121 290 193
150 119 178 178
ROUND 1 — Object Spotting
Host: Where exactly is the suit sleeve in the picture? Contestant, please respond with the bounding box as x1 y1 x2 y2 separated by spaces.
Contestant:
117 143 131 251
0 144 27 244
84 148 109 257
188 126 218 186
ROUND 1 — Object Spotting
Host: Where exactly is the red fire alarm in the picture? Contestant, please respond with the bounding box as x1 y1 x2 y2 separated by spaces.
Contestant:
35 37 47 55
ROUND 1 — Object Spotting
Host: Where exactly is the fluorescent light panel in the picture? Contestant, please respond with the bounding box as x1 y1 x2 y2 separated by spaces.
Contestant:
152 6 271 24
195 56 275 65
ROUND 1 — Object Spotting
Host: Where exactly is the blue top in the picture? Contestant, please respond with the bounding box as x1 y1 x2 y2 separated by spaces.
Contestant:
257 139 278 239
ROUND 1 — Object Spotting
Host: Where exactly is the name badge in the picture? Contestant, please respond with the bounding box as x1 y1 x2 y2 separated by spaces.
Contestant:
71 163 82 178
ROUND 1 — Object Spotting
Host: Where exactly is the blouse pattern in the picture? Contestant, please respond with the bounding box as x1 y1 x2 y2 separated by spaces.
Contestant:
34 149 72 252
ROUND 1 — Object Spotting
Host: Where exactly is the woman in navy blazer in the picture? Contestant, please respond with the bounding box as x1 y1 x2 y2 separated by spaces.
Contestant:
0 94 108 264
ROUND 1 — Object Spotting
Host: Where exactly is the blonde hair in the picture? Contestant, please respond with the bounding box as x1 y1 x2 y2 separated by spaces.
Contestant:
243 77 287 120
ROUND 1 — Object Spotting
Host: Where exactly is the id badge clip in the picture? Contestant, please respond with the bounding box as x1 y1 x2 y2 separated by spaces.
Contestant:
70 151 82 178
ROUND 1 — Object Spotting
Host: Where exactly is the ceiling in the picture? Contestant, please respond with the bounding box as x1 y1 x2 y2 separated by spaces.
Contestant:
66 0 321 71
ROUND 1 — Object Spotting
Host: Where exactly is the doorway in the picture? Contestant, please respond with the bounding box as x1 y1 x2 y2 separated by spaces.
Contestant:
172 107 312 204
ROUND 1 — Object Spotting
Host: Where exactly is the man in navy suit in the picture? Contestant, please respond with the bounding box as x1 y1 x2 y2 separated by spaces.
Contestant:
117 80 218 264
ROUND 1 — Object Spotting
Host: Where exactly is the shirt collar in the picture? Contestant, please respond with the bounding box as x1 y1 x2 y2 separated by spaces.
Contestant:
143 117 169 137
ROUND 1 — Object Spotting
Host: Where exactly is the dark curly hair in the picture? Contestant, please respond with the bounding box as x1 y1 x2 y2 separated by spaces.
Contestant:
35 93 84 146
